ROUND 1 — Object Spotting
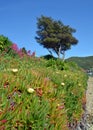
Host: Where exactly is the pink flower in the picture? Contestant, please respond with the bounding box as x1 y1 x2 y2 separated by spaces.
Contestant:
31 52 35 57
11 43 35 58
57 104 65 110
27 50 31 55
0 119 7 123
11 43 19 52
4 81 9 88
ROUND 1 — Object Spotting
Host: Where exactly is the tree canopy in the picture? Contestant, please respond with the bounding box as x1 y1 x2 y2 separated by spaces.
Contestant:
35 16 78 59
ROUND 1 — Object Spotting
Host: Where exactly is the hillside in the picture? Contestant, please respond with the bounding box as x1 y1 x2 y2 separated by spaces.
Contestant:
0 53 88 130
66 56 93 70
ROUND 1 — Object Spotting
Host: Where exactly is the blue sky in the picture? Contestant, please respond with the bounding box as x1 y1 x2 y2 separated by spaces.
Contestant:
0 0 93 58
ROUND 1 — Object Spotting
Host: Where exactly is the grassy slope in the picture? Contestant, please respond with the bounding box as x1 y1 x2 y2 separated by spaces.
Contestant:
0 54 88 129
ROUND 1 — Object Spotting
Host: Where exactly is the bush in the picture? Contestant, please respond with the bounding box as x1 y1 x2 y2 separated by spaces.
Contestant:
0 35 12 52
46 59 67 70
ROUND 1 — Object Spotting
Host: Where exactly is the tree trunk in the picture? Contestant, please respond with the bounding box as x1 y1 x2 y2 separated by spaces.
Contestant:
62 51 65 61
58 44 61 59
58 44 65 60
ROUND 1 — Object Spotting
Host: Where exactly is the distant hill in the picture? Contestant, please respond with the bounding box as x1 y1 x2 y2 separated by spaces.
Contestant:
66 56 93 70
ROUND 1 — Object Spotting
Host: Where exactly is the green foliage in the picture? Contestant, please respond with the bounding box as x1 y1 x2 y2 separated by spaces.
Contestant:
46 59 68 70
0 53 88 129
0 35 12 52
67 56 93 70
36 16 78 58
45 58 81 72
41 54 55 60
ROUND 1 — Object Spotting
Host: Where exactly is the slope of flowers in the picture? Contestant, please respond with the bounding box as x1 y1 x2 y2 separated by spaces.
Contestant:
0 54 88 130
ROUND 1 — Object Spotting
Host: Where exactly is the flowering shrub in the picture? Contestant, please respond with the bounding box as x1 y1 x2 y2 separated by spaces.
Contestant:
10 43 35 58
0 54 88 129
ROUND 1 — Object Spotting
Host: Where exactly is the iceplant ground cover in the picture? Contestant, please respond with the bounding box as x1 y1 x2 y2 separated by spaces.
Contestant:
0 54 88 130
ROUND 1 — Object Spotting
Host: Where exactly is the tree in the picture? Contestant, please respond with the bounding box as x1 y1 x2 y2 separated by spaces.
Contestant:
35 16 78 59
0 35 12 52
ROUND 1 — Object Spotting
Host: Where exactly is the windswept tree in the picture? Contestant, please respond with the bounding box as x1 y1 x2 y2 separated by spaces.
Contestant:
35 16 78 59
0 35 12 52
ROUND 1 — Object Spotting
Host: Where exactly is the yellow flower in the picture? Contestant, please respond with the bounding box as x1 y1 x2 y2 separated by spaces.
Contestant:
57 104 60 107
27 88 34 93
11 69 18 73
61 82 65 86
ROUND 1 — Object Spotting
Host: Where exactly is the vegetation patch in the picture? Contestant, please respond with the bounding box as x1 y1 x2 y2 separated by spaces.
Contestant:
0 53 88 129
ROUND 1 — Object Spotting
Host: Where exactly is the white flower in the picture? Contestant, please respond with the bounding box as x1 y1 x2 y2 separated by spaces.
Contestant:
11 69 18 73
27 88 34 93
56 71 59 74
61 82 65 86
78 83 81 86
64 74 67 77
